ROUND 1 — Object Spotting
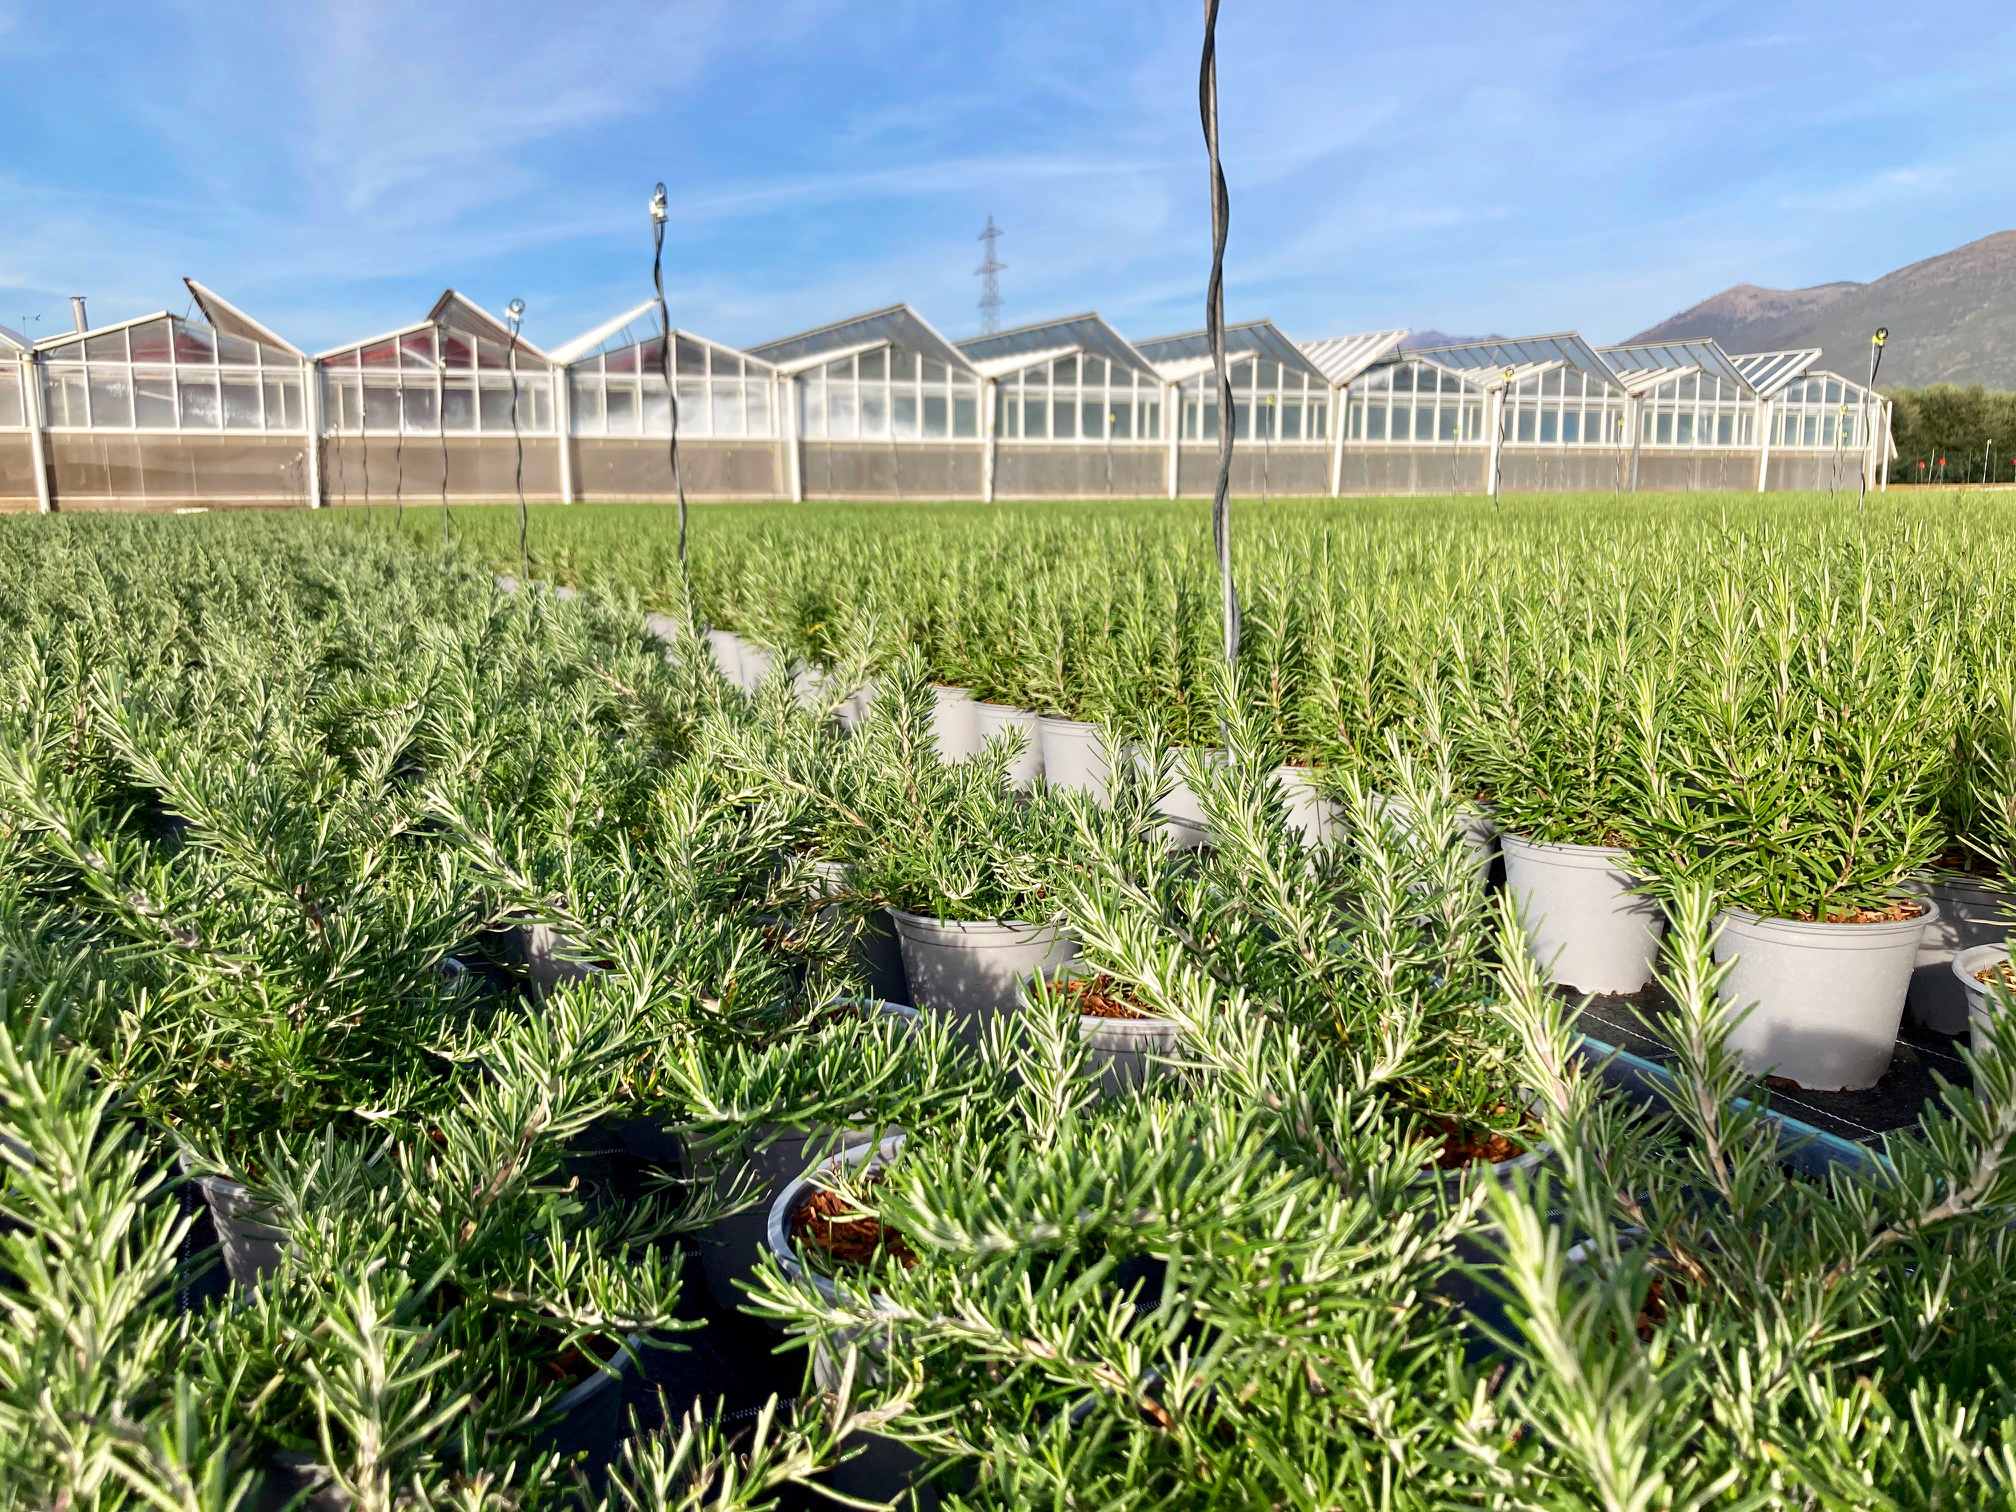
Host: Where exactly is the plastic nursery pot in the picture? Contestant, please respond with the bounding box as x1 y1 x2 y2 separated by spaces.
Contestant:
642 612 680 664
929 684 983 761
887 909 1082 1034
1271 765 1343 848
770 1135 939 1511
1500 835 1664 995
810 859 911 1003
837 678 878 732
974 701 1044 791
1036 716 1111 801
192 1174 287 1289
1953 943 2014 1057
1132 745 1224 850
512 921 608 1003
1712 896 1939 1093
737 641 778 693
1370 793 1500 881
1070 993 1180 1096
1909 874 2016 1036
704 628 744 684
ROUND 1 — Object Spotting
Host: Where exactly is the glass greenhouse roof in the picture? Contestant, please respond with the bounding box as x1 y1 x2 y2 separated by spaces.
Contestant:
1409 333 1619 392
1135 320 1325 384
956 313 1155 381
1730 349 1825 399
1600 339 1753 396
184 279 304 358
1298 330 1409 386
0 324 31 353
748 304 973 377
549 300 776 373
315 291 555 368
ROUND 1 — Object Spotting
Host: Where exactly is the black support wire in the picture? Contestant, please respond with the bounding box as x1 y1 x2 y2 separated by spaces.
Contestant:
1200 0 1239 665
1858 327 1887 513
650 183 689 570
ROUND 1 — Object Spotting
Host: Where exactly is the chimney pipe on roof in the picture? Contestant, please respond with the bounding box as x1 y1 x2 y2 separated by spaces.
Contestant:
69 296 88 333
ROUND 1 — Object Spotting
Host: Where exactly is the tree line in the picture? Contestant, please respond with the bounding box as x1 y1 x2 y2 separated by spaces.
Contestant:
1884 383 2016 484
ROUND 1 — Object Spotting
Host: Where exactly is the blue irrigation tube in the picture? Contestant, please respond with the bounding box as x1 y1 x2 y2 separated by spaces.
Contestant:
1574 1033 1882 1178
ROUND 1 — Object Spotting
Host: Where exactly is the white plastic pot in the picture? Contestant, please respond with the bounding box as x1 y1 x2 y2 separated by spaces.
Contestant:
1140 746 1225 850
193 1175 286 1289
738 642 777 692
887 909 1080 1033
1952 943 2012 1057
1500 835 1663 994
1910 875 2016 1035
514 921 606 1002
929 685 982 760
1272 766 1342 848
1712 898 1936 1092
974 702 1043 790
1371 793 1499 880
705 628 743 683
1037 716 1110 800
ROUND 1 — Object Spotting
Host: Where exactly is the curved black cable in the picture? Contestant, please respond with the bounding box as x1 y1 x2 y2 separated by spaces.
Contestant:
1200 0 1239 664
651 183 689 570
508 324 528 581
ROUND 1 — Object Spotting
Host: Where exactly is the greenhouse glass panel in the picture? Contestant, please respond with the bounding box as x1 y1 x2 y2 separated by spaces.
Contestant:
643 386 671 435
605 383 638 434
1675 413 1693 446
361 341 399 370
217 333 260 368
1417 406 1436 442
891 391 917 439
1023 398 1046 438
222 379 262 430
364 381 400 432
675 380 705 429
1515 408 1535 443
746 381 770 435
798 382 825 439
922 358 946 385
922 393 948 437
130 321 174 364
860 386 889 438
858 348 886 382
953 395 978 437
1053 355 1078 386
1143 400 1160 439
441 333 474 369
441 381 476 432
86 332 127 363
1562 410 1580 444
401 385 437 432
89 371 134 428
1655 412 1673 445
1282 401 1302 440
174 325 216 364
1111 403 1133 440
1367 404 1387 441
477 381 514 431
179 376 221 428
828 384 856 438
569 375 602 434
1802 414 1818 447
714 382 746 437
676 337 708 377
401 333 435 369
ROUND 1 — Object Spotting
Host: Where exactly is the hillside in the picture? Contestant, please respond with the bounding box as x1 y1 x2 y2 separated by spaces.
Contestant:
1628 231 2016 388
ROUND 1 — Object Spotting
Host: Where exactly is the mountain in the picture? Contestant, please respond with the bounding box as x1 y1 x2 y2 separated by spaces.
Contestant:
1401 330 1498 350
1627 232 2016 389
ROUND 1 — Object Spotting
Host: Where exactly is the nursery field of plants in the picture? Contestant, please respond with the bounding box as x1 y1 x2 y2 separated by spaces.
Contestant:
8 494 2016 1508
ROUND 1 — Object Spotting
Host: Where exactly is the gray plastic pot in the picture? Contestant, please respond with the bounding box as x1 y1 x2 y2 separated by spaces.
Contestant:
810 860 910 1005
1909 875 2016 1035
642 612 680 663
705 628 743 683
771 1136 938 1510
512 921 606 1002
929 685 982 760
837 678 878 731
1371 793 1499 879
1037 716 1111 800
1136 746 1224 850
1080 1013 1180 1095
1271 766 1342 848
738 642 777 692
974 702 1043 790
1954 943 2014 1056
1500 835 1664 995
1712 898 1936 1092
887 909 1081 1032
194 1175 286 1289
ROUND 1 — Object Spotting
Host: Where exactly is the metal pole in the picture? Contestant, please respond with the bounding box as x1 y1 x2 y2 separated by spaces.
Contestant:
1857 328 1886 512
1329 381 1347 496
301 356 324 508
982 376 998 502
554 367 575 503
1165 380 1180 499
23 351 52 514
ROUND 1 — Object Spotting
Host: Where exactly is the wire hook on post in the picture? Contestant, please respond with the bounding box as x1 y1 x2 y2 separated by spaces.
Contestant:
650 182 689 572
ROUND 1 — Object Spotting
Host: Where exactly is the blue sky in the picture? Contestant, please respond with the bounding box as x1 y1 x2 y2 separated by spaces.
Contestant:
3 0 2012 354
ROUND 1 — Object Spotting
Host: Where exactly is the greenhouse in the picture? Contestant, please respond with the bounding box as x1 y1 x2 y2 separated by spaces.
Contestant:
0 277 1899 511
746 304 984 500
1134 320 1334 496
314 290 562 506
551 301 786 500
957 312 1166 497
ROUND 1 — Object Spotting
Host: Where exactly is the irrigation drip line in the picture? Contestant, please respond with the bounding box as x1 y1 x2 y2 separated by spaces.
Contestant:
651 182 689 572
1199 0 1239 665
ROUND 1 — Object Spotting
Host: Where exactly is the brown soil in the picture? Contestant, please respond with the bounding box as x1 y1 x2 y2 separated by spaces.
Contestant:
1420 1107 1535 1169
1795 898 1925 925
1932 847 2002 881
791 1179 918 1271
1059 973 1155 1020
542 1343 596 1388
1635 1276 1686 1342
1975 959 2016 990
